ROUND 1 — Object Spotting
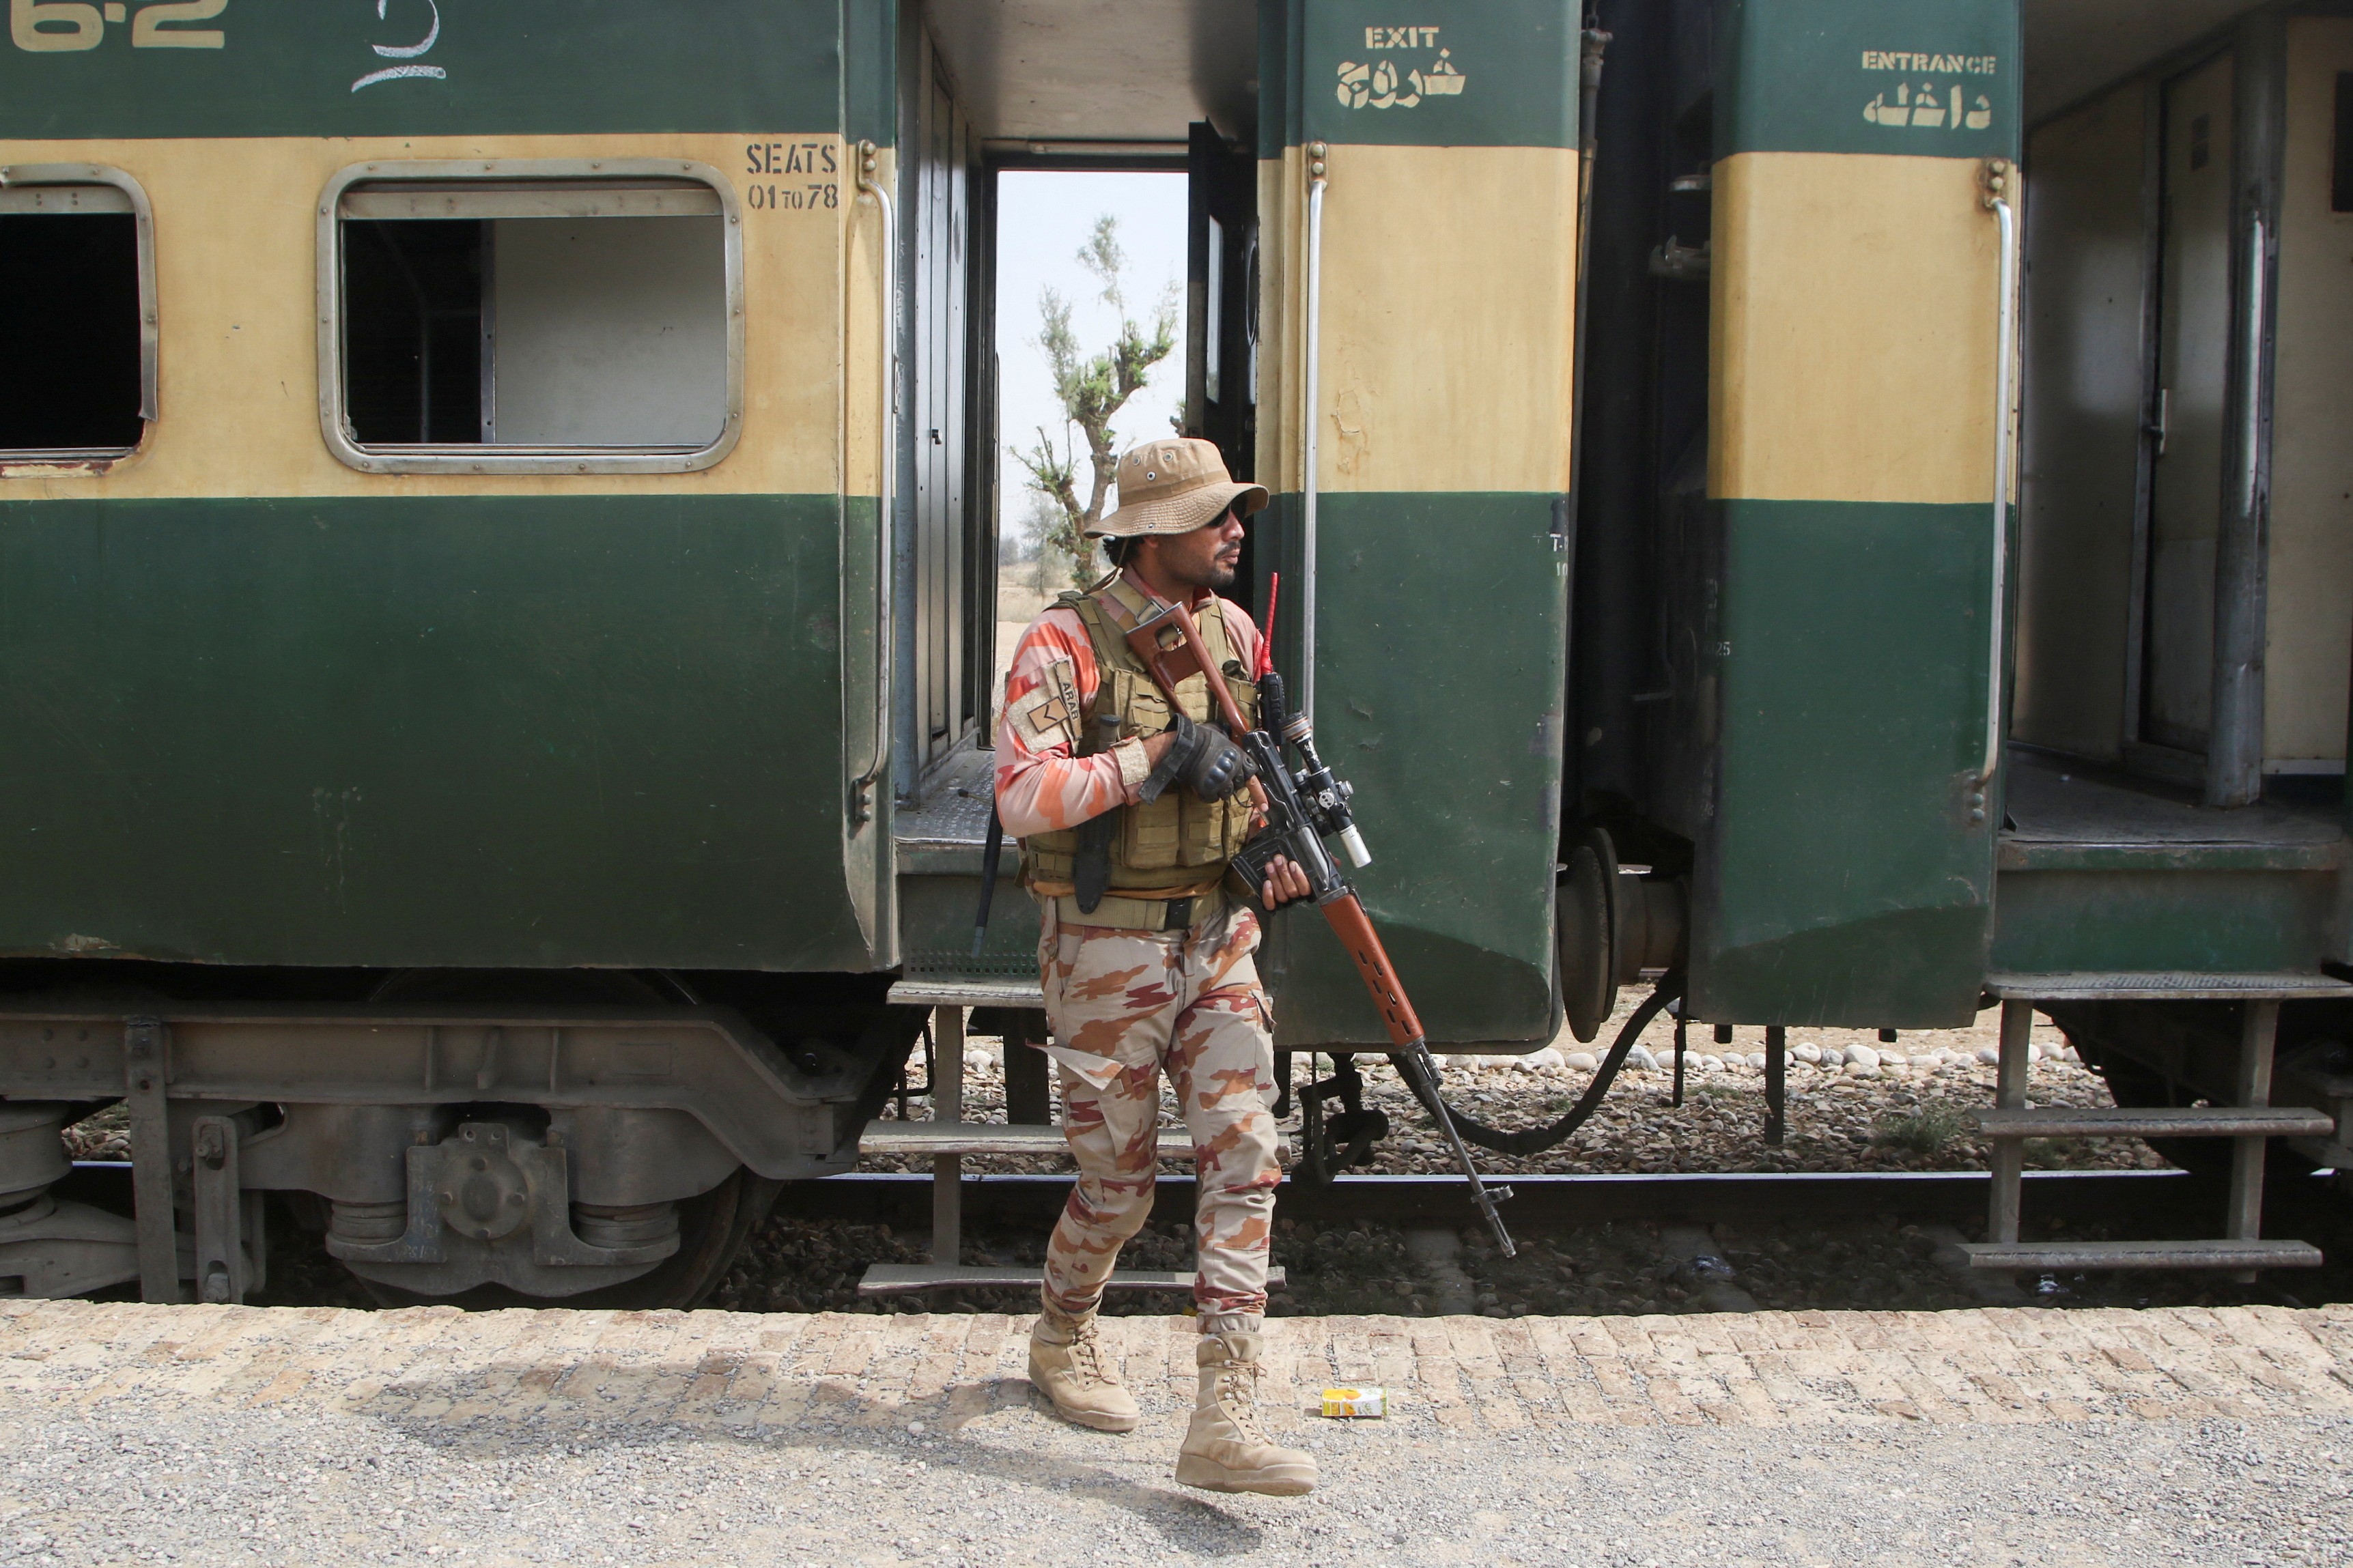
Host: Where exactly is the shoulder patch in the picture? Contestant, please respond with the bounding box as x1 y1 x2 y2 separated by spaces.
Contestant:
1006 657 1083 751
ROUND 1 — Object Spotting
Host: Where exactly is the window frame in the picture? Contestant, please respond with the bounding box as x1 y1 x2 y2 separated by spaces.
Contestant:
316 159 746 476
0 162 158 475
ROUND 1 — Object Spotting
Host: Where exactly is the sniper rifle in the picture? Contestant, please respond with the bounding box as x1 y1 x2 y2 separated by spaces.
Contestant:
1121 592 1516 1255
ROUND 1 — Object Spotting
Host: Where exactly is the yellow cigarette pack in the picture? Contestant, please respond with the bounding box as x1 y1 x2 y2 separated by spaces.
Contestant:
1321 1385 1386 1418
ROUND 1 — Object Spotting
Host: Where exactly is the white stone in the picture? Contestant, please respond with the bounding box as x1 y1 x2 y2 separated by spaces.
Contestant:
1846 1042 1882 1070
2025 1041 2043 1064
1792 1042 1822 1064
1845 1062 1882 1079
1519 1047 1566 1072
1975 1045 2000 1066
966 1046 1000 1070
1563 1051 1598 1072
1746 1052 1767 1070
2061 1045 2081 1063
1698 1055 1723 1071
1627 1045 1659 1072
1880 1051 1907 1067
1820 1047 1845 1068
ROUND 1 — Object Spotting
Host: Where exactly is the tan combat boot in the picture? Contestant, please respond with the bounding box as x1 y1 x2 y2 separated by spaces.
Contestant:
1027 1311 1140 1432
1173 1332 1318 1496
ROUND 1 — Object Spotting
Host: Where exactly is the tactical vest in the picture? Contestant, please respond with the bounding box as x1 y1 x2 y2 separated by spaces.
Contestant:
1021 575 1260 901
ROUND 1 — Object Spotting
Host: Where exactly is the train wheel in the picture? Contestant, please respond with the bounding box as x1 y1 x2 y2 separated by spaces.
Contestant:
356 1167 783 1312
1557 832 1616 1042
350 967 783 1310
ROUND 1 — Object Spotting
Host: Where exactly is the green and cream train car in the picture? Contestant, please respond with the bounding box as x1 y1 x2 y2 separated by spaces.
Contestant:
0 0 2344 1307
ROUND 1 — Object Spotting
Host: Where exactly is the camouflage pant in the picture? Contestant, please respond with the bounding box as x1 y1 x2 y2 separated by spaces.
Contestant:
1035 898 1282 1322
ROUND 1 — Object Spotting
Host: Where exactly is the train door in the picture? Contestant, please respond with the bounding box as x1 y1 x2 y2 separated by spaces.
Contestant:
1186 121 1260 611
2262 16 2353 778
2142 53 2234 758
897 29 987 802
1185 126 1257 472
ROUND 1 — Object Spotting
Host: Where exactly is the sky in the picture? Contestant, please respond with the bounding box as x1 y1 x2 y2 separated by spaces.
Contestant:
994 170 1189 555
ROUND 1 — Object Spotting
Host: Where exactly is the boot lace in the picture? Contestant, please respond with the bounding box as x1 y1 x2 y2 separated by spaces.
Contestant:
1215 1359 1270 1442
1068 1324 1118 1388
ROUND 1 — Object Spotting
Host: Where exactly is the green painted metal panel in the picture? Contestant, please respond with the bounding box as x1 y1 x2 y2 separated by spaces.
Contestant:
897 870 1035 983
0 494 869 971
1260 0 1577 153
1252 491 1566 1046
0 0 865 141
1993 869 2335 975
843 0 898 150
1692 499 1996 1027
1716 0 2019 161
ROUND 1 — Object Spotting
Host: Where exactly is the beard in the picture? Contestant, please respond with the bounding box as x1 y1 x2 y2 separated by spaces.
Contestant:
1168 531 1239 591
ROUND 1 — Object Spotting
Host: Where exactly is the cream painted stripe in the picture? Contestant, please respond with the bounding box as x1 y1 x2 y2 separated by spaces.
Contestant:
0 133 869 502
1256 142 1579 497
1710 151 2005 506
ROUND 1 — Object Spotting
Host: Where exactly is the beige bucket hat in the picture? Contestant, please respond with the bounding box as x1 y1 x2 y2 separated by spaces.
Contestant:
1087 438 1269 539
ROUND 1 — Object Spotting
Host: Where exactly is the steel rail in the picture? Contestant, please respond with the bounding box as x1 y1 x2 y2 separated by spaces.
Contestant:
61 1162 2223 1231
770 1165 2222 1231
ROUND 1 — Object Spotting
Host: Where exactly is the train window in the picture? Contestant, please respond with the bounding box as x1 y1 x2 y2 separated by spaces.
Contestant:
319 161 743 474
0 169 156 467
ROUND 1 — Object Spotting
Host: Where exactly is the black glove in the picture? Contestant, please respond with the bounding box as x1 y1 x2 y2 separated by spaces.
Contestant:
1139 711 1250 803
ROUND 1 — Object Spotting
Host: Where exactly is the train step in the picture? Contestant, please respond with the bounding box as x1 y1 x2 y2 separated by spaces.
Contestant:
886 977 1046 1009
1966 1105 2336 1140
1956 1238 2323 1272
1970 992 2327 1277
1984 970 2353 1002
861 1120 1190 1157
856 1263 1287 1297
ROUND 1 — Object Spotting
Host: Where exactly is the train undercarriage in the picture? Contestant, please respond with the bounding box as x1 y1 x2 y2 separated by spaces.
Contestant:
0 967 922 1307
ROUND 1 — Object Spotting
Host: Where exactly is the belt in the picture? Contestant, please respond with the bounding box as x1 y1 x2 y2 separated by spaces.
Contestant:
1049 883 1227 933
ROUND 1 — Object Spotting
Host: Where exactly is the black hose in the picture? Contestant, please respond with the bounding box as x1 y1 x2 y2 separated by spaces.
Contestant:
1394 972 1682 1157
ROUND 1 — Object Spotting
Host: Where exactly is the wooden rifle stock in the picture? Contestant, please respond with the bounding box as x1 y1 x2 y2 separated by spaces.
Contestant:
1319 889 1426 1048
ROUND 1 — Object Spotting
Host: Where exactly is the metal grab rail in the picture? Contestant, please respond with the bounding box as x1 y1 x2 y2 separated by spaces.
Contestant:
1300 142 1328 726
1978 159 2018 788
851 140 897 823
2238 214 2266 519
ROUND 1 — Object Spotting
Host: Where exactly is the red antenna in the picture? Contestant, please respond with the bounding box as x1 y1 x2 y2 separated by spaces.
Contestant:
1256 571 1280 678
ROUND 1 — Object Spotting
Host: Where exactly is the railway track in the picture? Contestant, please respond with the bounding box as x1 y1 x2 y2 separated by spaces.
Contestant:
777 1165 2229 1228
52 1160 2352 1319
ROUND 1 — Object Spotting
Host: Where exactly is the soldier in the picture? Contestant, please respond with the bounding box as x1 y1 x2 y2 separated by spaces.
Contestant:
995 437 1318 1498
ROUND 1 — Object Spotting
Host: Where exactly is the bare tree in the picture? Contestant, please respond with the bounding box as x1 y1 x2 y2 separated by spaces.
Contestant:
1013 215 1179 588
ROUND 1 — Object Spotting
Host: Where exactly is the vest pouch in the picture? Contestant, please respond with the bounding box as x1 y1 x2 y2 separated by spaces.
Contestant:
1102 668 1176 870
1112 670 1173 739
1120 794 1185 871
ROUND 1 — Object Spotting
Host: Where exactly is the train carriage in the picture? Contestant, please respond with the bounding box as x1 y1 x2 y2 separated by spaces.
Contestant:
0 0 2345 1307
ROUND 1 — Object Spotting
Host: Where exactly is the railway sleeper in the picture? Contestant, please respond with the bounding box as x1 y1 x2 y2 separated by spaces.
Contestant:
0 1003 922 1305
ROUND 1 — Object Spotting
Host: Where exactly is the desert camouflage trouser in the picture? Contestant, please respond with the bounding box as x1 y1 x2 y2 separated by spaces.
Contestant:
1034 898 1282 1321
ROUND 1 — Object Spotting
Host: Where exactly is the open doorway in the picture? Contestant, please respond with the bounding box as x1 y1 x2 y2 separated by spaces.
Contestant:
989 165 1191 693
